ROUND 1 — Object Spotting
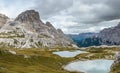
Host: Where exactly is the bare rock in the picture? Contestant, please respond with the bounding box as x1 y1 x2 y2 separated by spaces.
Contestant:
0 10 76 48
0 14 9 28
99 22 120 45
15 10 41 23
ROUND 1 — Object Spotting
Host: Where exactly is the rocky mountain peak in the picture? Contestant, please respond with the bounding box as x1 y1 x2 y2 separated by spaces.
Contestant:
0 10 76 48
15 10 41 23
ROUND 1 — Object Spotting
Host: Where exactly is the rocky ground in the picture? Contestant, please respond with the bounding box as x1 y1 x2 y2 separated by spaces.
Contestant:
110 55 120 73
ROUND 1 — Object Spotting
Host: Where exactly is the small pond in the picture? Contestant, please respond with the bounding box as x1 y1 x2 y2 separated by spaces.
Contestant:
53 50 87 57
64 59 114 73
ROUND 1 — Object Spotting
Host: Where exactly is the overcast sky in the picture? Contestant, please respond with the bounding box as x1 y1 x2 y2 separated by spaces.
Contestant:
0 0 120 34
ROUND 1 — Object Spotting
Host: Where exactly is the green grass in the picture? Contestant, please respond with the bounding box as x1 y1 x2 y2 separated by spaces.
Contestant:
74 47 118 60
75 52 114 60
86 47 120 53
0 46 119 73
0 48 75 73
110 64 120 73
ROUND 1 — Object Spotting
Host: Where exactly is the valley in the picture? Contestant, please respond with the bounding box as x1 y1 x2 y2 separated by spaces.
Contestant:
0 9 119 73
0 46 119 73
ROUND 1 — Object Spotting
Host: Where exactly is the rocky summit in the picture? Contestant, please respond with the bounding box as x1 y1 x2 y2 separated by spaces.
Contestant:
15 10 41 23
0 10 75 48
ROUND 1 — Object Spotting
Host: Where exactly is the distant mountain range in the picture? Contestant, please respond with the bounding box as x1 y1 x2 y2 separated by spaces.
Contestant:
67 33 101 47
0 10 75 48
68 23 120 47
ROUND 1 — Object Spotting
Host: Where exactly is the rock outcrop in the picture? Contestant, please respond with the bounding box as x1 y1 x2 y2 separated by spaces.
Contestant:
0 10 75 48
0 14 9 28
110 55 120 73
99 22 120 45
15 10 40 23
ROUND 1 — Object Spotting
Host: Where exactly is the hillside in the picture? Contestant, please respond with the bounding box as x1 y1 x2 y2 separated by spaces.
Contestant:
99 22 120 45
0 10 75 48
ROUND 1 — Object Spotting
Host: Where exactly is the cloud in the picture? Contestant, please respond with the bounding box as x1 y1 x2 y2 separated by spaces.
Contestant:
38 0 120 34
0 0 120 34
0 0 35 18
97 0 120 21
34 0 73 19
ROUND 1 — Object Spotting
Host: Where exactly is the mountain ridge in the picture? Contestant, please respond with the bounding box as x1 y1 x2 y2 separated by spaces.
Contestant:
99 22 120 45
68 22 120 47
67 32 100 47
0 10 76 48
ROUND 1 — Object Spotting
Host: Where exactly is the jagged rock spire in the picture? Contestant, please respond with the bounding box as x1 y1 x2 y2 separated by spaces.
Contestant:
15 10 41 23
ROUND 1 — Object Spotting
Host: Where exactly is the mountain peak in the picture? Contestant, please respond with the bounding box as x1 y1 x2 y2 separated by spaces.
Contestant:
15 10 41 23
0 10 76 48
99 22 120 45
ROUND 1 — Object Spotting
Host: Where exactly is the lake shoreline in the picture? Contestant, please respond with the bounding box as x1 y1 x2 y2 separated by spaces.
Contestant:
63 59 114 73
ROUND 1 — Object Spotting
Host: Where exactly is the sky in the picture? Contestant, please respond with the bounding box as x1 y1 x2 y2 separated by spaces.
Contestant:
0 0 120 34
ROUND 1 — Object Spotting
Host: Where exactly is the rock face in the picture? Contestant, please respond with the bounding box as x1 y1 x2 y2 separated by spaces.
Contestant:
99 23 120 45
0 14 9 28
15 10 44 33
15 10 40 23
110 55 120 73
68 22 120 47
0 10 75 48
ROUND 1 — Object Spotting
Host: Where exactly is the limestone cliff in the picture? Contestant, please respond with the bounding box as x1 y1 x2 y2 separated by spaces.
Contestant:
0 10 75 48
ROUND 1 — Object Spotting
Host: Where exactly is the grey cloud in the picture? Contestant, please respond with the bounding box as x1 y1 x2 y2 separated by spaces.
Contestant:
80 0 107 5
92 0 120 22
34 0 120 23
102 0 120 20
32 0 120 34
65 0 120 24
34 0 73 19
2 0 117 34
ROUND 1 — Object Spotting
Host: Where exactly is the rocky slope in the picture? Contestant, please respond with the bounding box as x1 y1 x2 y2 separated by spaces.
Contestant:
0 14 9 28
0 10 75 48
110 55 120 73
68 22 120 47
99 23 120 45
